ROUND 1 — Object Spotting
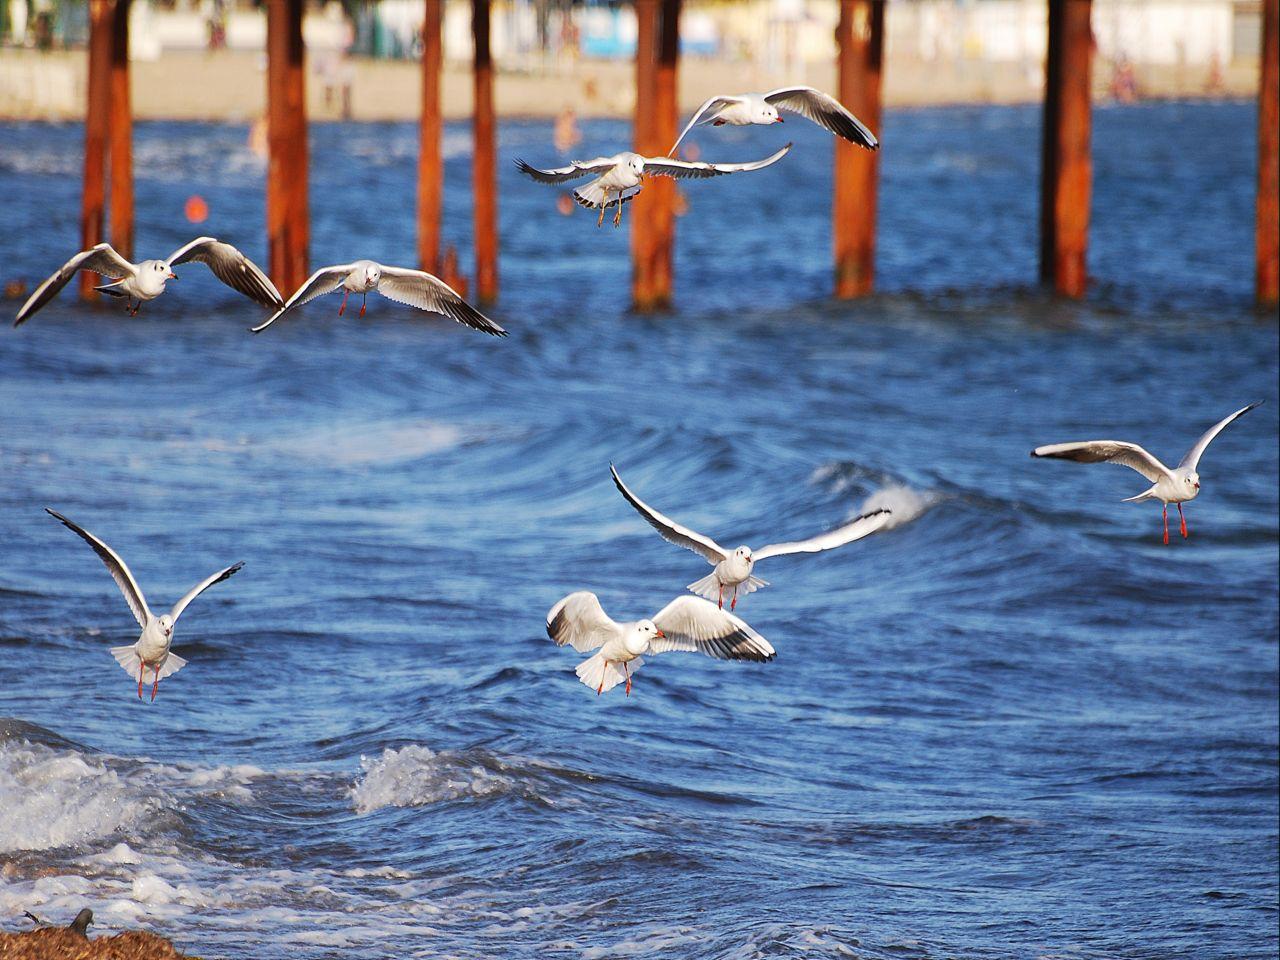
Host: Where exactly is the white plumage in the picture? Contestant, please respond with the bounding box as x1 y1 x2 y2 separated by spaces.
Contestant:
14 237 281 325
514 145 791 227
669 87 878 155
1031 401 1262 544
546 591 775 696
251 260 506 336
610 464 891 609
46 508 243 701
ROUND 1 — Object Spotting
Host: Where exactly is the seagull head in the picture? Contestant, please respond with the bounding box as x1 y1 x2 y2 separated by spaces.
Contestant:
157 614 174 638
735 545 753 563
140 260 176 291
627 155 645 176
631 619 665 653
364 264 381 287
755 103 782 124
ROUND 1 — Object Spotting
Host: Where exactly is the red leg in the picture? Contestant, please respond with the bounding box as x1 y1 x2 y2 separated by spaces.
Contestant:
338 289 349 316
597 661 607 696
1162 504 1170 545
624 661 631 696
1178 503 1189 539
137 665 144 699
359 294 367 318
151 665 160 702
730 587 738 611
717 584 723 610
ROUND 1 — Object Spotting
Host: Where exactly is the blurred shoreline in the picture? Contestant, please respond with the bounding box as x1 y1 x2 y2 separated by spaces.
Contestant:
0 47 1261 123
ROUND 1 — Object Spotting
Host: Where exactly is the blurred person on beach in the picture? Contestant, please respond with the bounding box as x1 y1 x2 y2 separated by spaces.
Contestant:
554 106 581 155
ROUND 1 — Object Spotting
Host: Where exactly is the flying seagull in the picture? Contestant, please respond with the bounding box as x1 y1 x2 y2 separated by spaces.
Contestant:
250 260 506 336
46 509 243 700
546 591 775 696
14 238 281 325
669 87 878 156
1031 401 1263 544
610 465 891 610
514 143 791 228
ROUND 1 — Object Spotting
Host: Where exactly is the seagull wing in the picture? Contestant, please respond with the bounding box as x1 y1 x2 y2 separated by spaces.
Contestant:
610 464 728 563
754 508 892 561
168 561 244 624
1177 401 1263 471
668 95 742 155
546 591 620 653
376 266 508 337
166 237 283 308
513 156 618 184
649 596 776 661
764 86 879 149
250 264 357 333
641 143 792 181
1031 440 1172 482
14 244 137 327
45 508 152 629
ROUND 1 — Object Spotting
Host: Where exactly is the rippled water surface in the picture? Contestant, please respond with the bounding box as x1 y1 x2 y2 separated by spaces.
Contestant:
0 103 1276 959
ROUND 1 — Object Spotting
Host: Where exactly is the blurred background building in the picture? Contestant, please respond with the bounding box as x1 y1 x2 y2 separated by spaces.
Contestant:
0 0 1266 120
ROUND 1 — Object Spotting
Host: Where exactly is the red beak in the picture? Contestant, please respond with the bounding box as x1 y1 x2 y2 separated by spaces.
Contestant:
167 272 177 279
655 629 665 638
775 117 784 123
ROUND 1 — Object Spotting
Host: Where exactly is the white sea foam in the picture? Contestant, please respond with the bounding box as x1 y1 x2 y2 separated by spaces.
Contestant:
0 742 161 853
857 484 934 530
350 744 515 814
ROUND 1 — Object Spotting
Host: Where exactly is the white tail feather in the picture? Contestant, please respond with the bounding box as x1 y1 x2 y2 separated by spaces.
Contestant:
573 182 641 209
1123 486 1159 503
110 646 188 682
686 572 769 602
575 653 642 695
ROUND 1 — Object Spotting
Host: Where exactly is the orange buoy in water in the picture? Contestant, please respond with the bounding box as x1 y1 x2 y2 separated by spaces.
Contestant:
184 195 209 224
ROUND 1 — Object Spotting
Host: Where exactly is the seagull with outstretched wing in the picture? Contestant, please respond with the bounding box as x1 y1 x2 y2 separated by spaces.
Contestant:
251 260 506 336
46 509 243 700
14 237 281 325
1031 401 1263 544
610 464 891 610
668 87 879 156
514 144 791 228
546 591 775 696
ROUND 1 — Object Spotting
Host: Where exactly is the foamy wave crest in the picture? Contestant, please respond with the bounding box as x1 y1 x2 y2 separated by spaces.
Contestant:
350 745 519 814
857 485 934 530
0 742 163 853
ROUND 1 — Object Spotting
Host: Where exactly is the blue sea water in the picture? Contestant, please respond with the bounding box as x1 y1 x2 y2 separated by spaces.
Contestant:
0 101 1276 959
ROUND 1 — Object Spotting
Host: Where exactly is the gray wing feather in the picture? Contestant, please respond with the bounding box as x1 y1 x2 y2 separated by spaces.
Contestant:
668 95 741 155
610 465 728 563
250 264 356 333
764 86 879 149
166 237 283 308
754 508 892 561
514 157 618 184
376 267 507 337
169 562 244 624
45 508 152 629
14 244 136 327
1177 401 1262 471
1031 440 1171 482
649 596 776 662
546 591 619 653
641 143 792 181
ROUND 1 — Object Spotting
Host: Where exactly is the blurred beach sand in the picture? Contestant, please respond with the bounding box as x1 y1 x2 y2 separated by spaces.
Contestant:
0 46 1261 122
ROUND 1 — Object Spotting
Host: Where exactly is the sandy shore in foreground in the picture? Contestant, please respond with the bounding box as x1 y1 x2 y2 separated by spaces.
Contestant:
0 47 1259 122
